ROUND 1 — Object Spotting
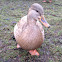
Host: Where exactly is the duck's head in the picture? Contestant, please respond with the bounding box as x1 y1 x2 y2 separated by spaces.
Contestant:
28 3 50 28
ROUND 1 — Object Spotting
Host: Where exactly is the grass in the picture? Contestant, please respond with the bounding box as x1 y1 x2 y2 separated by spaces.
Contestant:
0 0 62 62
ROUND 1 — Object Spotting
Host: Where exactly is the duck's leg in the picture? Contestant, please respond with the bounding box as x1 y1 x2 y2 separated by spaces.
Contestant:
17 44 21 48
29 49 39 56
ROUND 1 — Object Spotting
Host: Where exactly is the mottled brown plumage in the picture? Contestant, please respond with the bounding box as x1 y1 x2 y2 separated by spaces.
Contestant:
14 3 50 51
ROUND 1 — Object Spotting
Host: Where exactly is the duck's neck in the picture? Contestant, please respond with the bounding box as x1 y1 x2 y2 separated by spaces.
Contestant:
27 14 36 26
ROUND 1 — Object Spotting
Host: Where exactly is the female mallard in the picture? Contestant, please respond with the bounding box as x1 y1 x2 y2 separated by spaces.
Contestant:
14 3 50 56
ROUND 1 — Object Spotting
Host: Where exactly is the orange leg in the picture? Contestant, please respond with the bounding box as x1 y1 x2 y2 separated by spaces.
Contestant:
29 49 39 56
17 44 21 48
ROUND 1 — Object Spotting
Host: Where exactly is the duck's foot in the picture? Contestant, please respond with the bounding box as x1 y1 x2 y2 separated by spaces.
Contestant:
17 44 21 48
29 49 39 56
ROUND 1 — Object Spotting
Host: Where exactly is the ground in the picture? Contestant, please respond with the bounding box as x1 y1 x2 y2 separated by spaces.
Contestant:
0 0 62 62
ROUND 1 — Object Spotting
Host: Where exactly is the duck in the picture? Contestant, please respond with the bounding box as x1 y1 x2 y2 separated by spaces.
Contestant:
14 3 50 56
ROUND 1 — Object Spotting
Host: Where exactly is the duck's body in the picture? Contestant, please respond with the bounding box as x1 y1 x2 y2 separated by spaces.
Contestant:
14 3 50 56
14 15 44 50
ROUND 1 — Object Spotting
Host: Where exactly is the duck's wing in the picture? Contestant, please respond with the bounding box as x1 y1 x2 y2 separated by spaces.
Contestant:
14 15 27 36
17 15 27 30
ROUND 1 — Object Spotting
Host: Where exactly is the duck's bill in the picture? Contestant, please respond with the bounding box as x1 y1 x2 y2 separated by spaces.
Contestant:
39 15 50 28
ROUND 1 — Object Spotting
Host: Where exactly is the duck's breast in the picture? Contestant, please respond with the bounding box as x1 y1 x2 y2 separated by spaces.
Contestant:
16 25 44 50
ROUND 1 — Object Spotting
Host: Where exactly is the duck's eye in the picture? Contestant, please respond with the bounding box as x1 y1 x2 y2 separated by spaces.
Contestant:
36 10 38 12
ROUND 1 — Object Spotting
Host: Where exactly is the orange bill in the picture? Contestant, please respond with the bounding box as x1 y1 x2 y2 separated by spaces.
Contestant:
39 15 50 28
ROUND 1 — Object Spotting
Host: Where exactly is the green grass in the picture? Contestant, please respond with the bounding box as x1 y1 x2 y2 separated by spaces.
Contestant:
0 0 62 62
